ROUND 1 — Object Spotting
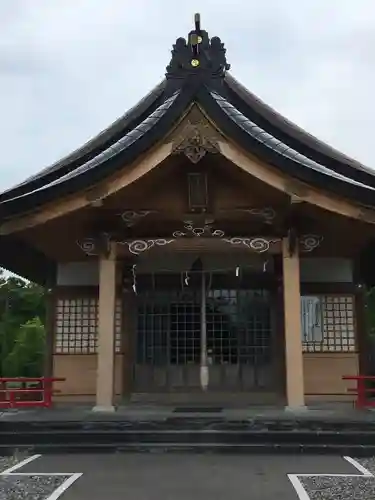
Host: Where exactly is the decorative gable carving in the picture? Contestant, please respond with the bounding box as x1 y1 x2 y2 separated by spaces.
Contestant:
171 119 220 164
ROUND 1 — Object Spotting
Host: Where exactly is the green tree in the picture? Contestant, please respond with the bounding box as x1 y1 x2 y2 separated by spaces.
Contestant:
0 269 46 377
2 318 45 377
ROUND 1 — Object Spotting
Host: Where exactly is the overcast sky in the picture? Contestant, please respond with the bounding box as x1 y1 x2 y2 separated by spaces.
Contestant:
0 0 374 191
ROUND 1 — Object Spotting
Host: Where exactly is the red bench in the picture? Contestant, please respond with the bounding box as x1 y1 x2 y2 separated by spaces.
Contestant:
0 377 65 408
342 375 375 409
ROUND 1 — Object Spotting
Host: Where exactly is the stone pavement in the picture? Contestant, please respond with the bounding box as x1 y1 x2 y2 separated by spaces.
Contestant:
2 452 375 499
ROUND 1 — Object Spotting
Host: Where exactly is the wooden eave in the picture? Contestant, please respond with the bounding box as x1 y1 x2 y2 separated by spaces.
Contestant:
2 104 375 239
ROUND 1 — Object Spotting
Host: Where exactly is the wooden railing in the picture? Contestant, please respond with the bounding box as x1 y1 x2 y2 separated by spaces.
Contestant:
342 375 375 409
0 377 65 408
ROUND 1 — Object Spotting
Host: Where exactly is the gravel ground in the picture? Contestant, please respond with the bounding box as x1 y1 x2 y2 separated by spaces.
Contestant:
299 457 375 500
0 475 69 500
0 455 27 474
0 455 69 500
354 457 375 475
300 476 375 500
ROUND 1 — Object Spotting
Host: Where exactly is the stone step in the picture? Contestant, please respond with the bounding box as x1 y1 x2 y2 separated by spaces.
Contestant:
2 428 375 446
2 413 375 455
1 418 375 432
1 428 375 440
1 441 375 456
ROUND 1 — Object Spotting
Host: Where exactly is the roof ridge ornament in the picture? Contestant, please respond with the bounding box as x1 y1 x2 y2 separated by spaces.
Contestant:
165 13 230 82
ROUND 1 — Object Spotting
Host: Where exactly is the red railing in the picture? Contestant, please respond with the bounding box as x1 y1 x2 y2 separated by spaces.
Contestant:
0 377 65 408
342 375 375 409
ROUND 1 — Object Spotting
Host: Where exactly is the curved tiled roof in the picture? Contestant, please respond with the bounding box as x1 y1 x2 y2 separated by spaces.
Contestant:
224 74 375 185
0 89 193 216
211 90 375 192
1 16 375 217
0 80 167 203
28 92 180 193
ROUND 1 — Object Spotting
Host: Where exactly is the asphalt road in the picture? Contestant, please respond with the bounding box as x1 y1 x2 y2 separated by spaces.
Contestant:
2 452 375 500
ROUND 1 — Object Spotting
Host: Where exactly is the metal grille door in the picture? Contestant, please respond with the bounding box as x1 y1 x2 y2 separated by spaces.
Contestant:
206 289 273 390
134 291 201 392
133 279 274 393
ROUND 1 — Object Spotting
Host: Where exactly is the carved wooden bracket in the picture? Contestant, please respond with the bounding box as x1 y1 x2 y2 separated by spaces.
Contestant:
76 222 323 257
172 121 220 163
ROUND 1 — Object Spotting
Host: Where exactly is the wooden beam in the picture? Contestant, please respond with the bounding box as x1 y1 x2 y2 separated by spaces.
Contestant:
218 140 375 225
88 225 285 242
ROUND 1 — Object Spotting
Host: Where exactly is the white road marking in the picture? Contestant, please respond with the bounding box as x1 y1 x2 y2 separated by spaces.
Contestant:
343 456 373 475
0 454 82 500
44 473 83 500
288 473 311 500
1 454 41 474
288 456 373 499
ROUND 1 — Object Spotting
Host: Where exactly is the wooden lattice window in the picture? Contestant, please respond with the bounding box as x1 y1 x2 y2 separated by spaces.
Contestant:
55 297 123 354
301 295 356 352
55 298 98 354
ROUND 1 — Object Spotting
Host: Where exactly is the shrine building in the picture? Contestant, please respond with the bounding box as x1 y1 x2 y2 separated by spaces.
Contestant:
1 15 375 411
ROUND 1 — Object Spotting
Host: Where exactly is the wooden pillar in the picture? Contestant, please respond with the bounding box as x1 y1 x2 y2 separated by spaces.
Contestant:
44 270 56 380
355 286 367 376
122 290 135 398
43 291 55 379
353 261 368 376
93 242 117 412
282 236 306 410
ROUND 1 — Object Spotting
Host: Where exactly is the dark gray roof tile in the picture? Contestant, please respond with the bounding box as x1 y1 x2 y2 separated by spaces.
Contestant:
8 90 180 200
224 73 375 179
0 80 167 201
211 90 375 192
